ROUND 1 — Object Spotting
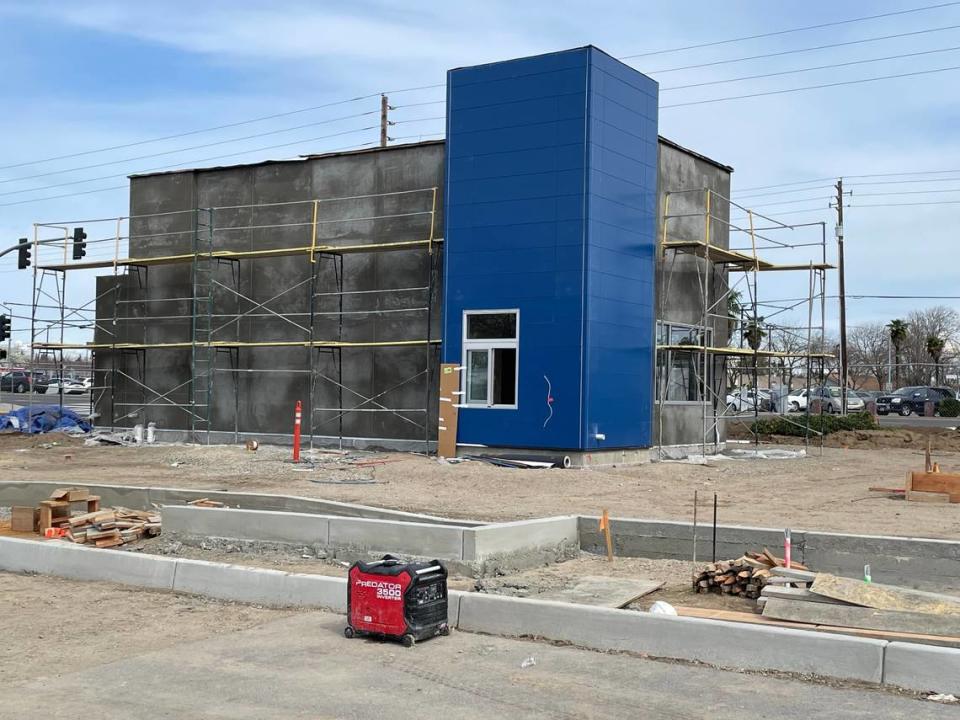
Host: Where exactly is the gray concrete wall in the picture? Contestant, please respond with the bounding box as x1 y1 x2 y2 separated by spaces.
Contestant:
579 516 960 593
94 138 730 449
655 141 732 447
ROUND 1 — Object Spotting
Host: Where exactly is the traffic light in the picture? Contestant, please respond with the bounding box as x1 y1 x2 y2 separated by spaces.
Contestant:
72 226 87 260
0 315 8 341
16 237 30 269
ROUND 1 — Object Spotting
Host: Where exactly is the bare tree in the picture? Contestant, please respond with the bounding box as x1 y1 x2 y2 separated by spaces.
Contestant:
848 322 888 389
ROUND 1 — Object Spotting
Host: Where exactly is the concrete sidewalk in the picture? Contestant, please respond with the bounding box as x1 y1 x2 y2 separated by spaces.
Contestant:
0 609 947 719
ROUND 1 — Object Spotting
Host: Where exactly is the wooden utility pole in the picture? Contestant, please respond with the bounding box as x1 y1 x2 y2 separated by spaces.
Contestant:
379 94 390 148
834 178 848 412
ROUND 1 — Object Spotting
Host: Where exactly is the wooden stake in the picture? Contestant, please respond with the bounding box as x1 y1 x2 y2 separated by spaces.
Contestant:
600 509 613 562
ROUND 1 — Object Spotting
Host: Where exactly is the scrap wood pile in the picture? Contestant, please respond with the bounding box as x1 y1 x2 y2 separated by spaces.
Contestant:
10 486 161 548
62 508 161 547
695 550 806 600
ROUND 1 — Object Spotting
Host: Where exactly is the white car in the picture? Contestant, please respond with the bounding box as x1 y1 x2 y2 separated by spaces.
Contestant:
786 389 808 412
726 389 771 413
46 377 86 394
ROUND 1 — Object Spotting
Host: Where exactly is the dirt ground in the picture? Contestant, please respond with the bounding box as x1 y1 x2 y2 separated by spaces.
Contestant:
0 572 295 686
3 430 960 538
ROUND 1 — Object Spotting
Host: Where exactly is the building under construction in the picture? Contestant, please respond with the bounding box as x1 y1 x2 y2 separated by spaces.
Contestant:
27 46 830 461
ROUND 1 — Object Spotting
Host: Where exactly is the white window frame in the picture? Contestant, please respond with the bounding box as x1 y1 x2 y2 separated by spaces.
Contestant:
462 309 519 409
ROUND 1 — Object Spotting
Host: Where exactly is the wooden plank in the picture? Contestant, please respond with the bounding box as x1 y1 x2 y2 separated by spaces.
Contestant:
763 597 960 637
810 573 960 615
437 363 460 459
761 586 854 605
911 471 960 495
675 606 960 648
906 489 951 503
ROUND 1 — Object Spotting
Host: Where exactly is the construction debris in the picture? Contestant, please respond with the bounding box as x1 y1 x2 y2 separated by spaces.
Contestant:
62 508 162 547
694 550 806 600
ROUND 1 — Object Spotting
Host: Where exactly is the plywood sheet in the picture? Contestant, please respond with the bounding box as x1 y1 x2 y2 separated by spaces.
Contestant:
763 597 960 637
810 573 960 616
437 363 460 459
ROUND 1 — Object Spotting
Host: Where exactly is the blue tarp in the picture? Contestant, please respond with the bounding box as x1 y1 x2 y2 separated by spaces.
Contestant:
0 405 92 434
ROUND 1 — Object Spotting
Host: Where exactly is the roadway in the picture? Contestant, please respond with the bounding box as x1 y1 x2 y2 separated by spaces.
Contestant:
0 576 945 719
736 410 959 429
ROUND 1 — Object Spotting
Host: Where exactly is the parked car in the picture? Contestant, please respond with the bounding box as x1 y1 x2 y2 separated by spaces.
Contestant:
786 388 808 412
81 377 93 390
876 386 955 416
726 388 772 413
808 386 864 414
46 376 86 394
0 371 48 394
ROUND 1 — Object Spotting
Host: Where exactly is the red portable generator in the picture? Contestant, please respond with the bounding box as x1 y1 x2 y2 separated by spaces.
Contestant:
345 555 449 647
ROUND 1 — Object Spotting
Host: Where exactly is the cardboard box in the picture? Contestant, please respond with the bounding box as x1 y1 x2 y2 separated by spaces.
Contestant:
11 506 38 533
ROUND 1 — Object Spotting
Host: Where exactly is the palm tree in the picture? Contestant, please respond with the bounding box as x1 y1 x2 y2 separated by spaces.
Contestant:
927 335 946 384
887 319 908 387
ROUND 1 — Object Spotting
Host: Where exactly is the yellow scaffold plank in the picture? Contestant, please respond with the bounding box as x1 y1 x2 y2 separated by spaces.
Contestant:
36 238 444 271
32 339 442 351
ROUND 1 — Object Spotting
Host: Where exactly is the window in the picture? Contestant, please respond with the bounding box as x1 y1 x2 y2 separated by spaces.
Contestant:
656 321 713 403
463 310 518 408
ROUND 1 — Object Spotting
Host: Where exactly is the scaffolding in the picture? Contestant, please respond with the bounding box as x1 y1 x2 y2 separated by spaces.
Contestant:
28 187 442 451
656 187 834 458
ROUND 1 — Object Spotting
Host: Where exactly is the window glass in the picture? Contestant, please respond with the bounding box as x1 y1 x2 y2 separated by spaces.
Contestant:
467 313 517 340
466 350 489 403
492 348 517 405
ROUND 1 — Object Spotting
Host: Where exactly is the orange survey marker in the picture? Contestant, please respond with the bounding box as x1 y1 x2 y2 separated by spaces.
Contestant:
600 509 614 562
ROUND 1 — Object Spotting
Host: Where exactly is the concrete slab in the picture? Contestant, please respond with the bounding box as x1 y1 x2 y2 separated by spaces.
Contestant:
457 593 886 683
0 536 53 573
172 558 346 610
884 641 960 694
328 516 465 559
535 576 662 608
162 506 331 546
463 516 578 561
0 610 940 720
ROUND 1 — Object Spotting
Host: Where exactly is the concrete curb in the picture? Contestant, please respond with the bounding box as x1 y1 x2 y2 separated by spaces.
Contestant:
6 536 956 691
884 642 960 694
463 516 578 562
0 480 479 527
457 592 886 683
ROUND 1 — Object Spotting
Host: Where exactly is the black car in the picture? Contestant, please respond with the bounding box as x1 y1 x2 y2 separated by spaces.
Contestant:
0 371 48 394
876 386 954 416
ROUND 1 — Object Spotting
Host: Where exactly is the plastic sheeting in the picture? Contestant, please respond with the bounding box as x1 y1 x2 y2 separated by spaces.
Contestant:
0 405 92 434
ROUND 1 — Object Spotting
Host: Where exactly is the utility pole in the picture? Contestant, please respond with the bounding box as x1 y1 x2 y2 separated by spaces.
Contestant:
834 178 848 413
380 94 391 148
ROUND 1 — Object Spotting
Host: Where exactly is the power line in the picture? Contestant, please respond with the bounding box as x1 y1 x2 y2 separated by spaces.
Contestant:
0 82 445 173
619 1 960 59
850 199 960 207
661 44 960 92
646 23 960 74
849 176 960 187
0 109 378 187
661 63 960 108
0 133 379 208
854 187 960 197
737 169 960 194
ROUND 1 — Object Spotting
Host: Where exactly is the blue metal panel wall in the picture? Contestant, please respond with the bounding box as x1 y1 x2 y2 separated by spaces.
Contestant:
582 48 659 448
443 46 658 451
443 48 590 449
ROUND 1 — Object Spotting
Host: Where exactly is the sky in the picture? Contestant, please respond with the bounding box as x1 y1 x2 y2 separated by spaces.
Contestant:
1 0 959 346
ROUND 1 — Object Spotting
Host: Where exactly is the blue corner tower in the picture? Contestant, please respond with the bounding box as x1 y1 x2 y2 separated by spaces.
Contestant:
442 46 658 451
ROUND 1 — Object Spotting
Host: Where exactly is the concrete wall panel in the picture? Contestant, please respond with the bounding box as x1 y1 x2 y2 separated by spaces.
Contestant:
163 506 331 546
327 517 465 559
463 516 579 561
884 642 960 694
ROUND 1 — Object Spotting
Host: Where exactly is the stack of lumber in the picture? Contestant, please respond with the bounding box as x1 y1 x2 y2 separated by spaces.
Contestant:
61 508 161 547
756 570 960 644
694 550 805 599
